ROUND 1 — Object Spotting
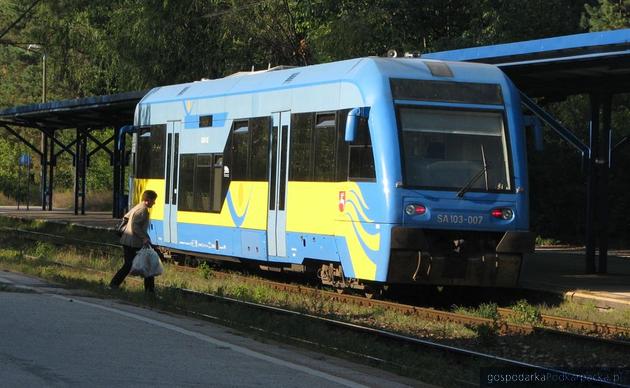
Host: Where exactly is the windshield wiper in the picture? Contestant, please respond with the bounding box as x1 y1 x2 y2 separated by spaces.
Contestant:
456 145 489 198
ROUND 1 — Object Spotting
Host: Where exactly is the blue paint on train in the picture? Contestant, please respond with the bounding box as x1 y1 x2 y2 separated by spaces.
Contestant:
135 57 534 287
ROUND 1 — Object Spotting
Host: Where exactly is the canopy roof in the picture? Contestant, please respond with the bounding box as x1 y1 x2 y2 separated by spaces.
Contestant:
0 90 147 130
423 29 630 97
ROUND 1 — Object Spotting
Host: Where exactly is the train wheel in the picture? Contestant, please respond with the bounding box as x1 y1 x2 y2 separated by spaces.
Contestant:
363 287 379 299
363 284 387 299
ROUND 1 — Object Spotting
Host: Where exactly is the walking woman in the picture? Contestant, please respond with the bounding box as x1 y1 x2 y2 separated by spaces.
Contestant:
109 190 158 293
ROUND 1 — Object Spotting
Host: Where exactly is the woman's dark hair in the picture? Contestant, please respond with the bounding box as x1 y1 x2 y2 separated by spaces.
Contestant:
141 190 158 201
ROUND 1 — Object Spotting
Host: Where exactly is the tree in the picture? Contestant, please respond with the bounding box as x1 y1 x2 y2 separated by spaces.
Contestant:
583 0 630 30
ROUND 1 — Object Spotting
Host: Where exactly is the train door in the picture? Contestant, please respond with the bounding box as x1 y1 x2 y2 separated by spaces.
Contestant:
163 120 181 244
267 111 290 257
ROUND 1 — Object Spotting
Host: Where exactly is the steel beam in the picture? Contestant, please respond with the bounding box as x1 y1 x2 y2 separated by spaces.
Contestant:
520 92 589 159
85 130 114 161
585 95 599 274
74 128 88 215
113 127 121 218
598 94 612 274
40 132 48 210
47 130 55 210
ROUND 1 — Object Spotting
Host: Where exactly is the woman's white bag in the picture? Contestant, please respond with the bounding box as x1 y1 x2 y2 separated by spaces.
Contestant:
130 246 164 277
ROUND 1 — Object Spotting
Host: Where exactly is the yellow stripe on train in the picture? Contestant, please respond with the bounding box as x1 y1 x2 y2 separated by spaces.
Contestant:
133 179 166 220
134 178 379 280
286 181 379 280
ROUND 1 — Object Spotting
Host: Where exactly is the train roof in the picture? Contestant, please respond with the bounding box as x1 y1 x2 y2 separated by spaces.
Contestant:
139 57 509 106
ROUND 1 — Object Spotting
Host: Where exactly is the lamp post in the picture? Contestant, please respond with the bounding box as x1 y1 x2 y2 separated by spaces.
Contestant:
24 43 48 209
26 43 46 103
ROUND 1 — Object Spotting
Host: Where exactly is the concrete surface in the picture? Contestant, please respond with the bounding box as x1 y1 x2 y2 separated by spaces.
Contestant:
520 249 630 309
0 270 426 388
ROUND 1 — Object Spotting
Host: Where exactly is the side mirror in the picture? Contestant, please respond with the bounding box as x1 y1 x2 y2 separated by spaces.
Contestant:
524 115 543 151
345 107 370 142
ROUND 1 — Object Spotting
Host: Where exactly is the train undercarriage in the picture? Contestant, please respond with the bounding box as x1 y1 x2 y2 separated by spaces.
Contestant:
158 227 534 298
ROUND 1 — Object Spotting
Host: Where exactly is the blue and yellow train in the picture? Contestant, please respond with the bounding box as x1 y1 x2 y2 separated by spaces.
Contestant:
130 57 534 291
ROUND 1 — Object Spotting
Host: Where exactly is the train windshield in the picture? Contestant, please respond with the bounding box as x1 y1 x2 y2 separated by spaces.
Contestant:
398 106 511 192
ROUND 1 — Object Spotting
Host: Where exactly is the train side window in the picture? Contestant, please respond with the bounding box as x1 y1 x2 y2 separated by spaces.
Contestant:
289 113 313 181
178 155 196 211
194 155 213 212
136 124 166 179
199 115 213 128
178 153 225 213
212 155 224 212
231 120 250 180
313 112 336 182
348 117 376 181
336 109 349 181
250 117 270 181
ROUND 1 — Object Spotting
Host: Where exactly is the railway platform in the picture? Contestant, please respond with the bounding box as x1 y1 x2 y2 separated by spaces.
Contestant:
0 270 420 387
2 206 630 309
520 248 630 309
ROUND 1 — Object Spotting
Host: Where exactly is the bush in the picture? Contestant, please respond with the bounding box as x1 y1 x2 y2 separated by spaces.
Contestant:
510 299 541 325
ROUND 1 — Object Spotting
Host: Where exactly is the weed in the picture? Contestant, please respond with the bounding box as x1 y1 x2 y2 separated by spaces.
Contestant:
216 286 226 296
33 241 56 260
198 261 213 279
372 306 387 317
452 302 499 321
233 285 252 300
307 296 329 315
251 286 271 303
166 278 190 290
510 299 541 325
535 235 561 246
477 302 500 321
475 323 498 345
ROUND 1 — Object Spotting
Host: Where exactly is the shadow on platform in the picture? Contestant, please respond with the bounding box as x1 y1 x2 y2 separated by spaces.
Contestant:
521 250 630 308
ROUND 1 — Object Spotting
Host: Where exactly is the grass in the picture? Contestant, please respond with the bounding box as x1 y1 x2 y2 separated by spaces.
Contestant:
0 190 112 211
453 302 501 321
2 215 630 381
540 301 630 330
4 215 630 332
508 299 542 325
0 244 490 387
52 190 113 211
535 235 563 246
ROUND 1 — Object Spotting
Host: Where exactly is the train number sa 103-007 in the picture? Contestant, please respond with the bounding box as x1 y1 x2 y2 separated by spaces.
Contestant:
436 214 484 225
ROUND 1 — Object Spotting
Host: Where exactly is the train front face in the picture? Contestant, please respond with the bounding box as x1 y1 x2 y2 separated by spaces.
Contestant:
386 77 534 287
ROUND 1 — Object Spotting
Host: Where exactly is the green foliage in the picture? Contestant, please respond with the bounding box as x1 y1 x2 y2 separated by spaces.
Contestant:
510 299 542 325
535 236 561 246
476 302 500 321
475 323 498 345
0 0 628 244
32 241 56 260
583 0 630 31
198 261 213 280
233 285 252 300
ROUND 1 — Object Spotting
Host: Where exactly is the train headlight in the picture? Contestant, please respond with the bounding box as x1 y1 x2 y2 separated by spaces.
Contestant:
405 204 426 216
491 208 514 220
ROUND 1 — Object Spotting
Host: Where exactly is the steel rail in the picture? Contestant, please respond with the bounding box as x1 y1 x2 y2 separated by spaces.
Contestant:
10 253 629 387
7 226 630 343
178 288 626 387
497 307 630 338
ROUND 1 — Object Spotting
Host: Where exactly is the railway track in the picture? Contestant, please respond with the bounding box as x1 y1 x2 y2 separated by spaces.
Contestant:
6 252 625 387
5 226 630 343
174 287 625 387
2 227 628 386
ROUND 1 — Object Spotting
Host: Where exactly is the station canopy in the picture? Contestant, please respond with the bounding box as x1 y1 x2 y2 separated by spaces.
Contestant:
0 90 147 130
422 29 630 98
